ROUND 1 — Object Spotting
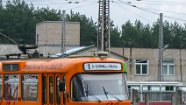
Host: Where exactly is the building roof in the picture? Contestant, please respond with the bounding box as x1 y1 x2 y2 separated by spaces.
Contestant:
0 44 21 55
36 21 80 26
50 45 128 60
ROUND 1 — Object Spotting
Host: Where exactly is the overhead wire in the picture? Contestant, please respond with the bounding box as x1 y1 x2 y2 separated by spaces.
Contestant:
164 15 186 22
138 7 186 16
64 2 97 11
118 1 186 22
113 1 154 23
134 6 186 22
30 0 98 12
118 0 159 16
3 0 186 26
134 0 186 5
3 0 97 8
131 5 159 15
116 0 186 62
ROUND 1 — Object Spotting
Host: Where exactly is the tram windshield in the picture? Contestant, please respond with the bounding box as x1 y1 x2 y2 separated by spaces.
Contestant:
71 73 128 101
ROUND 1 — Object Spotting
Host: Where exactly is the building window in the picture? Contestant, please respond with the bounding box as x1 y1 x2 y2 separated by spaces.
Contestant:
142 85 160 91
135 59 148 75
128 85 140 90
161 86 174 101
162 59 175 75
161 86 175 91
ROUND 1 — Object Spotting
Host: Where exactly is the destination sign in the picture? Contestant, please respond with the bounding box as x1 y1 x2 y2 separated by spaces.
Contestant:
84 63 122 71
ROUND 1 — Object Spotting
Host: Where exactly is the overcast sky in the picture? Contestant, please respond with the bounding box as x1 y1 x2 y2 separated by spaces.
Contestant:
3 0 186 27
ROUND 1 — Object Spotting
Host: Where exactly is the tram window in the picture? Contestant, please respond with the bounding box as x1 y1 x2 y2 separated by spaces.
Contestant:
0 75 2 99
49 76 54 104
4 74 19 100
22 74 38 101
42 76 47 104
71 73 128 101
56 77 60 104
3 64 19 71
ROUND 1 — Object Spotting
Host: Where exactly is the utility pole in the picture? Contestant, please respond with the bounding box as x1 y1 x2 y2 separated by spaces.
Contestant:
97 0 110 52
180 48 182 82
0 0 2 7
158 13 163 81
61 10 66 56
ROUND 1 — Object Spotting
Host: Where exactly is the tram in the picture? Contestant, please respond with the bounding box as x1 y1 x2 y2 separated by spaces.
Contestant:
0 54 131 105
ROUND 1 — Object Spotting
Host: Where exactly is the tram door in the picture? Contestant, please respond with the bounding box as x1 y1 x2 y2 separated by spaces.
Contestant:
42 74 64 105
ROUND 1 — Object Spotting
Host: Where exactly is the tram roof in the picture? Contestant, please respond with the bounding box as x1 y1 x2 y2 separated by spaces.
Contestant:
0 56 123 73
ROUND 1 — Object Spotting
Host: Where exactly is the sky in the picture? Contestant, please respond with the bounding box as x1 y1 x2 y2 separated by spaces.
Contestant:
3 0 186 28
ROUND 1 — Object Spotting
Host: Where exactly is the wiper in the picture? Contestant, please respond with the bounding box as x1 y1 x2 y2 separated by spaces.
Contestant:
94 95 102 103
108 93 122 102
85 84 88 101
102 86 108 100
102 86 121 102
85 84 101 103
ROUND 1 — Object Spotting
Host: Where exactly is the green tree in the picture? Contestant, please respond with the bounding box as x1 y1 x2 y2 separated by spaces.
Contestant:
66 11 97 46
110 26 121 47
1 0 35 44
1 0 186 49
140 24 155 48
0 0 61 44
34 7 61 23
120 20 151 48
121 20 137 47
169 22 184 48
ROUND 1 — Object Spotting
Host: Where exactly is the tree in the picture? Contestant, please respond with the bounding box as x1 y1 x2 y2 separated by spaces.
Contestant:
110 26 121 47
0 0 61 44
34 7 61 23
0 0 35 44
66 11 97 46
1 0 186 49
121 20 136 47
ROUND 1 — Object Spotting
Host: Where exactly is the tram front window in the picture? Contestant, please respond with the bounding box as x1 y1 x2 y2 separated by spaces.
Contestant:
71 73 128 101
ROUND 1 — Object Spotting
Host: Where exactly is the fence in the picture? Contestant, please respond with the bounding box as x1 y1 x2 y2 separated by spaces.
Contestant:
129 89 186 105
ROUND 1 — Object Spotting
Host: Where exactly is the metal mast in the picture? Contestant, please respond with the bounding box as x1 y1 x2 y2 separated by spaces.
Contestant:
97 0 110 52
61 10 66 55
0 0 2 7
158 13 163 81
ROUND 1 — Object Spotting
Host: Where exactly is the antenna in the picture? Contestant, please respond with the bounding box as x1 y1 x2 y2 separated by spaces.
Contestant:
97 0 110 52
